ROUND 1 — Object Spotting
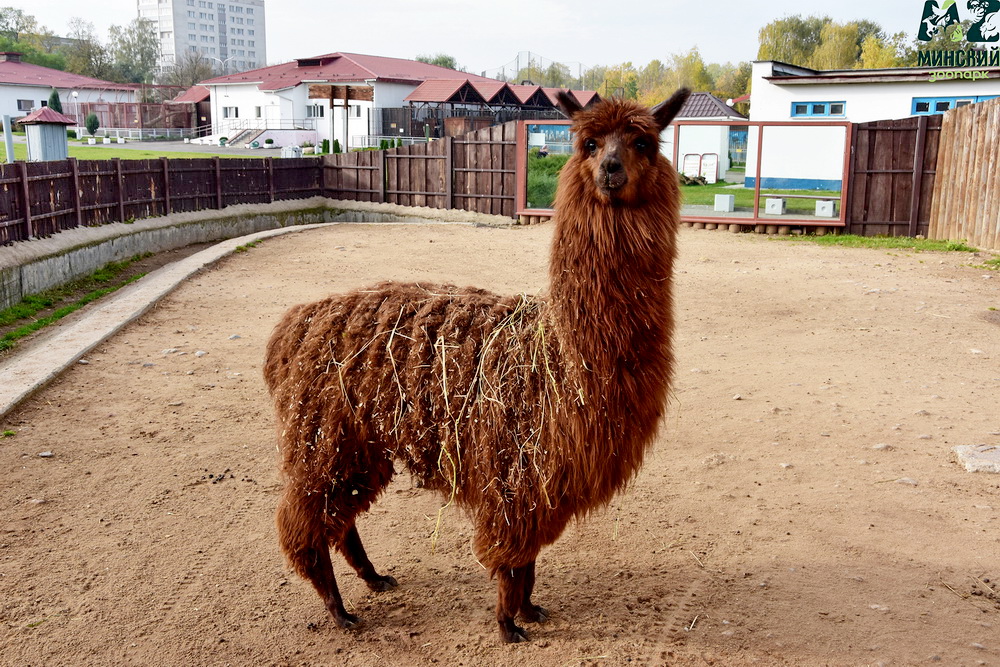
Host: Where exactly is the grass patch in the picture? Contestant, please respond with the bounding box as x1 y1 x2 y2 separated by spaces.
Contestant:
681 183 842 213
0 254 151 353
786 234 978 252
0 143 247 162
978 256 1000 271
234 239 261 253
2 429 15 437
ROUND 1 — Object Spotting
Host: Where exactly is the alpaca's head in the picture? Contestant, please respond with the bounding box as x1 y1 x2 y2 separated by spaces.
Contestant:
556 89 690 204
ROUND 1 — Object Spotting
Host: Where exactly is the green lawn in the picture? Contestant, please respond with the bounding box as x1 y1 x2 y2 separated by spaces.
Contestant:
682 183 842 213
0 143 245 162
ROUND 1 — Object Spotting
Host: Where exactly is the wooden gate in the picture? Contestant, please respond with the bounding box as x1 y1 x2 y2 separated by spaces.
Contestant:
845 115 942 237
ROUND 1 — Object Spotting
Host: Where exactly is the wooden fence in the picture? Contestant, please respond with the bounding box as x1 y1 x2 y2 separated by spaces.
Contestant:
0 156 322 245
0 121 518 246
845 115 942 237
928 97 1000 252
323 121 517 217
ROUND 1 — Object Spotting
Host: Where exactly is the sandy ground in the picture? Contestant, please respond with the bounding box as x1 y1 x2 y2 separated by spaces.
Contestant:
2 222 999 666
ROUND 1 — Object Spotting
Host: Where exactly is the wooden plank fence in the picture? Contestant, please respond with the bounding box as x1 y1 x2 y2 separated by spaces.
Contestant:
323 121 517 217
929 97 1000 252
0 156 322 245
846 115 942 238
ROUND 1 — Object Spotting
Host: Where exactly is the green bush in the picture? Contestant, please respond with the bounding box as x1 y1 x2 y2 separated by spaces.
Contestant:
332 139 342 154
66 129 77 139
264 138 274 145
321 139 330 153
85 113 99 136
48 88 63 113
396 138 403 148
525 152 569 208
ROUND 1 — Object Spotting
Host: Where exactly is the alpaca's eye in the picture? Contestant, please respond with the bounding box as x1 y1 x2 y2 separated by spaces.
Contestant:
584 139 598 154
635 138 649 151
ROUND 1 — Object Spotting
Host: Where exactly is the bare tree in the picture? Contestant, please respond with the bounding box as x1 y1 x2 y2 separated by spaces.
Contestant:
157 49 215 88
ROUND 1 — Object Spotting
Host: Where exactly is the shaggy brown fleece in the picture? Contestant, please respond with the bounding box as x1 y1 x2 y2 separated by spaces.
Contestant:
264 88 690 643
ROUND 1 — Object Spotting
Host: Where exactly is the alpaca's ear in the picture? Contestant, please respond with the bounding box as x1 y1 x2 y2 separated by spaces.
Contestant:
651 88 692 131
556 91 583 119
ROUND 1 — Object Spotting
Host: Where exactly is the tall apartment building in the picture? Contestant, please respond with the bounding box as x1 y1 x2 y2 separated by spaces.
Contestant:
137 0 266 73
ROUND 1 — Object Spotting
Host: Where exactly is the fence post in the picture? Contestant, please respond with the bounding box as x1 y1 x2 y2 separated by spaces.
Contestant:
908 115 928 238
18 161 33 239
69 157 83 228
444 136 454 210
267 157 275 202
214 156 223 209
378 150 386 203
113 157 126 223
161 157 171 215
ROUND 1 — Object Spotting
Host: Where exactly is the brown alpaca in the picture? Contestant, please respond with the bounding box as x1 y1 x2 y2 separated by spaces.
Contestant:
263 88 690 643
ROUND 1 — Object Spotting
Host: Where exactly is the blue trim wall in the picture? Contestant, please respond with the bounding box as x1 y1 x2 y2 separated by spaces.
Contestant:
743 176 843 191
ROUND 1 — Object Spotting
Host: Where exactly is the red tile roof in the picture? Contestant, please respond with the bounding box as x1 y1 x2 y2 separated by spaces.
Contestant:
202 52 500 91
508 84 553 107
405 79 485 104
170 85 210 104
0 58 136 91
17 106 76 125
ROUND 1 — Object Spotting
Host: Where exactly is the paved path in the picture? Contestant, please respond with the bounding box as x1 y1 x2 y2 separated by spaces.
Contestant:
0 223 332 418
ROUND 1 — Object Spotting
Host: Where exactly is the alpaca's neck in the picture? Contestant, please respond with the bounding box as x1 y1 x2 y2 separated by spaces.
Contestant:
547 194 678 380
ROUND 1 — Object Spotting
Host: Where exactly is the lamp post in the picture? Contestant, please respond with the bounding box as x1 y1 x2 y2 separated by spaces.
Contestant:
207 56 237 75
71 91 79 135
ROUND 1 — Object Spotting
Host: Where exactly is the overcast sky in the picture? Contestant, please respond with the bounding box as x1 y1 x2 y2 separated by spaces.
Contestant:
20 0 925 75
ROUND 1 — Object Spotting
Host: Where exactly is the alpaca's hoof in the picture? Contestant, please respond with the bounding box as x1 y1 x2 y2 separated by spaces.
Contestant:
366 574 398 592
520 604 549 624
500 622 529 643
334 611 362 630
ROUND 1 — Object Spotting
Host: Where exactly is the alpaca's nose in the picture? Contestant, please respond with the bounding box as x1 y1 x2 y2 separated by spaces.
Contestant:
603 157 622 174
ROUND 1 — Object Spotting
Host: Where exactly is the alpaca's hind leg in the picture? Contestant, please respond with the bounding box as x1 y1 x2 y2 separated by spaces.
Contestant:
339 523 398 592
517 561 548 623
277 492 359 629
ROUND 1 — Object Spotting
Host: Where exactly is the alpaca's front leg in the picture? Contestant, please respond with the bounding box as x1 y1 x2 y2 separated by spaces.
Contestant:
496 562 547 642
517 560 549 623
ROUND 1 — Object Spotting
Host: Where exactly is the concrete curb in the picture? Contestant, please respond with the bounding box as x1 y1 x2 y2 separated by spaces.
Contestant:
0 222 337 419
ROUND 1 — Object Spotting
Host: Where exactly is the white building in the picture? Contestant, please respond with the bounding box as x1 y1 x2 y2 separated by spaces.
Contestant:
138 0 266 74
744 60 1000 190
200 52 505 150
660 92 747 183
0 52 136 121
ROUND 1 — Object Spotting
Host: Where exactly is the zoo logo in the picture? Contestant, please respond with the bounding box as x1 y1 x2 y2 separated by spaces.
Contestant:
918 0 1000 44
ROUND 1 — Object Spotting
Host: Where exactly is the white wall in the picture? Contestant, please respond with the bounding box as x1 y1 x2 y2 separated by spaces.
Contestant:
744 124 848 190
750 61 1000 123
1 86 135 123
661 122 735 181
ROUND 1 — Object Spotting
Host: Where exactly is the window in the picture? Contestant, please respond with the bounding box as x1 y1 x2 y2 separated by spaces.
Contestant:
911 95 1000 115
17 99 33 111
40 100 47 107
348 104 362 118
790 101 846 117
254 106 262 118
306 104 324 118
222 106 238 118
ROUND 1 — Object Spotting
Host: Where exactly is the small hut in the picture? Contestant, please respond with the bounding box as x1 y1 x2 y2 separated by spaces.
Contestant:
18 107 76 162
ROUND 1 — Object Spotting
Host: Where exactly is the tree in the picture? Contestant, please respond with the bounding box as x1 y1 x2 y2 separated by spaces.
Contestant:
65 18 113 79
0 7 38 39
157 49 215 87
85 112 99 136
47 88 62 113
415 53 463 72
858 31 913 68
108 18 159 83
758 15 831 67
712 62 752 104
809 21 862 69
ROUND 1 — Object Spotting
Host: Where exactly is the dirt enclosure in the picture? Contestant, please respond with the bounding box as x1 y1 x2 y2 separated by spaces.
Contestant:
2 222 999 666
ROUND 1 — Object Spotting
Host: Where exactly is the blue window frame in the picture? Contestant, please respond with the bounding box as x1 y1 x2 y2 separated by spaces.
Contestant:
791 101 846 117
912 95 999 115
